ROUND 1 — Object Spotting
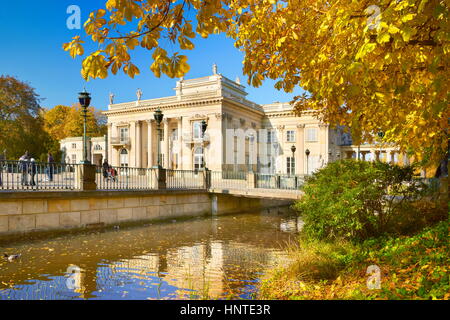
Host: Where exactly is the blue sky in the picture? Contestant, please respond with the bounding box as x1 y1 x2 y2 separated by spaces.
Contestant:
0 0 304 111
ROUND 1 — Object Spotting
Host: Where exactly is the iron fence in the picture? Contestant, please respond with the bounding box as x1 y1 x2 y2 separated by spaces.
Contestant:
96 166 157 190
210 171 248 190
166 169 205 189
255 173 306 190
0 159 307 194
0 160 78 191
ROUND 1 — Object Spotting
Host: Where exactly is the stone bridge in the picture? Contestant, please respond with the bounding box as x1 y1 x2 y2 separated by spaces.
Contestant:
0 163 304 237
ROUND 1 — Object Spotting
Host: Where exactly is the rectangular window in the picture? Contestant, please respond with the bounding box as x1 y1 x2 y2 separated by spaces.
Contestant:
171 128 178 141
159 128 164 141
267 131 276 144
286 130 296 142
306 128 318 142
193 121 202 139
120 127 129 142
72 143 77 149
287 156 295 175
71 154 77 163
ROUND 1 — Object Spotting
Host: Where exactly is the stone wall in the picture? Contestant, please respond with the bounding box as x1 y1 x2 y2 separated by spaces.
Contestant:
0 190 292 237
0 190 211 237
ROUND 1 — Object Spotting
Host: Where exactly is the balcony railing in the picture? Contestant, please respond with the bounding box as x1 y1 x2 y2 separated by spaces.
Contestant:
110 137 131 146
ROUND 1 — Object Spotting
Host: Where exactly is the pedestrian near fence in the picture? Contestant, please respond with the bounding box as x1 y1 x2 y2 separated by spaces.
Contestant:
47 153 54 182
29 158 37 186
19 151 30 186
102 159 109 180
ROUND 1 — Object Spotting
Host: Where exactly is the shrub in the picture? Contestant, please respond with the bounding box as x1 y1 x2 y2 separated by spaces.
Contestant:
294 160 434 241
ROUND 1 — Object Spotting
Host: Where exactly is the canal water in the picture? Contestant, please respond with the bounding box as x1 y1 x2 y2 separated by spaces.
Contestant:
0 208 302 300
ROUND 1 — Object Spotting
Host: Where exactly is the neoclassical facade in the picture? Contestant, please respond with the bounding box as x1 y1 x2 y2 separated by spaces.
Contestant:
103 67 406 174
60 136 106 166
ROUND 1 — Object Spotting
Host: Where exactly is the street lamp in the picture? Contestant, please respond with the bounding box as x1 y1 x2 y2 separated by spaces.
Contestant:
290 145 296 176
201 120 208 169
78 89 91 164
305 148 310 175
154 108 164 168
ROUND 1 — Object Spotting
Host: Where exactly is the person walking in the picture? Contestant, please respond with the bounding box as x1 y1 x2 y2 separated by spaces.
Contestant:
102 159 109 180
19 151 29 186
29 158 37 186
47 152 54 182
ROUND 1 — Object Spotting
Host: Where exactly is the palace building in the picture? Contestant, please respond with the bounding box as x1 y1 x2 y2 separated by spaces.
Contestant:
66 65 406 174
60 136 106 166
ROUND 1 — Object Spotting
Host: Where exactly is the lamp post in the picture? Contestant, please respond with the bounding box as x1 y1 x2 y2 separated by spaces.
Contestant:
377 131 385 162
78 89 91 164
201 120 208 169
290 145 296 176
305 148 310 175
154 108 164 168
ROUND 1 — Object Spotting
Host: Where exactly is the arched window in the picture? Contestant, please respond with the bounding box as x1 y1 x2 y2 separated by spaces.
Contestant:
120 148 128 167
193 146 204 170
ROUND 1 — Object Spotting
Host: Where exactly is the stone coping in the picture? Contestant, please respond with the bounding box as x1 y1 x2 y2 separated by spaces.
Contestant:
0 189 209 200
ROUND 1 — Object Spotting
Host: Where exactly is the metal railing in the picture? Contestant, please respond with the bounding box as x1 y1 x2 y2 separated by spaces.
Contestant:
210 171 248 190
96 166 157 190
110 137 131 146
166 169 205 189
255 173 306 190
0 160 78 191
0 160 306 194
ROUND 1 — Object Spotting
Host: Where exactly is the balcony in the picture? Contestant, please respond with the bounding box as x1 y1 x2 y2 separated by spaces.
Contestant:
111 137 130 147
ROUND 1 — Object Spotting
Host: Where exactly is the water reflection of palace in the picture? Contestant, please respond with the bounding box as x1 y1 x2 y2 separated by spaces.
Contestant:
0 213 297 300
94 240 290 299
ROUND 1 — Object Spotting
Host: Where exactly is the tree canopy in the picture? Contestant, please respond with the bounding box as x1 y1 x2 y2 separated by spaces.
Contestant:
42 104 107 140
0 75 107 162
0 75 49 160
64 0 449 165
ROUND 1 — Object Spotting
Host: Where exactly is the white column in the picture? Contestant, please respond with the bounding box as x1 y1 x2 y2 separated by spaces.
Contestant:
107 123 112 163
163 118 169 168
319 124 328 164
277 125 285 174
296 124 305 175
177 117 182 169
147 120 153 168
130 121 137 167
136 121 142 167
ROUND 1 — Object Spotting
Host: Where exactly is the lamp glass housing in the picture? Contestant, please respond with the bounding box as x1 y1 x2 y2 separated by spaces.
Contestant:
78 91 91 108
154 108 163 124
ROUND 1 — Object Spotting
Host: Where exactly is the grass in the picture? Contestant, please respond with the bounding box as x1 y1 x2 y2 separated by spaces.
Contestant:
258 219 449 300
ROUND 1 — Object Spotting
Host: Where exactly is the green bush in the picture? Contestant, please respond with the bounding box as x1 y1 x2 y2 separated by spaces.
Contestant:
294 160 432 241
